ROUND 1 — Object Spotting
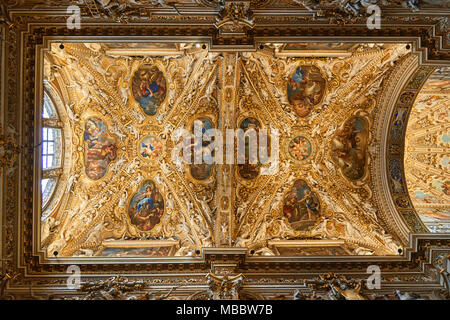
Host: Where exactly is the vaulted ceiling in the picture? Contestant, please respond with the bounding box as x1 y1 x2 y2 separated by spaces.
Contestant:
405 67 450 233
41 42 414 258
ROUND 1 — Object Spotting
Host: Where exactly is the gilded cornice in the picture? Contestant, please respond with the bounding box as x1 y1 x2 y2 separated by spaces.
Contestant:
1 0 449 61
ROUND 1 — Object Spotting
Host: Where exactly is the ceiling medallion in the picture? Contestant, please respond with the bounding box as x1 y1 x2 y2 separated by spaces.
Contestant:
128 179 165 232
237 117 263 180
282 178 321 232
330 115 370 181
84 117 118 180
137 135 164 163
286 134 316 164
187 116 216 182
131 64 168 116
287 65 327 118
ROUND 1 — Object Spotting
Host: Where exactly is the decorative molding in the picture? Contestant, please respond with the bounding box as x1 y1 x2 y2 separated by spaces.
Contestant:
374 53 419 243
385 65 435 233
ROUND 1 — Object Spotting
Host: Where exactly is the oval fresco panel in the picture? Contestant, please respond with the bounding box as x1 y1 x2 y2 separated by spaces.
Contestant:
132 64 167 116
287 65 326 118
190 118 214 180
282 179 320 231
238 117 261 180
83 117 117 180
129 180 164 232
331 116 369 180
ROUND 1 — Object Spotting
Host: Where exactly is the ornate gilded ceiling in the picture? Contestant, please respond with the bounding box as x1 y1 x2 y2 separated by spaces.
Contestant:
1 0 450 301
40 42 415 258
405 67 450 233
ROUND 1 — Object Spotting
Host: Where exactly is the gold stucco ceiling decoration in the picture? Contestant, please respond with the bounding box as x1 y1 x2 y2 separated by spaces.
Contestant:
405 67 450 233
41 42 411 258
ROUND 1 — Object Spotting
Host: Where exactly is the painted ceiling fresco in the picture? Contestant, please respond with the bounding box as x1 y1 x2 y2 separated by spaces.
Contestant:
41 42 411 258
405 67 450 233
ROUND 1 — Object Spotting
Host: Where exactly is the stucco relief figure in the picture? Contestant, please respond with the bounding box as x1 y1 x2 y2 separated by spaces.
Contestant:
132 65 167 116
331 116 368 180
287 66 326 118
84 118 117 180
129 180 164 231
282 179 320 231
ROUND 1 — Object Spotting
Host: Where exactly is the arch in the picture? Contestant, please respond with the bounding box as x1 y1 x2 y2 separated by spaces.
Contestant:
40 81 73 220
373 54 433 244
404 66 450 233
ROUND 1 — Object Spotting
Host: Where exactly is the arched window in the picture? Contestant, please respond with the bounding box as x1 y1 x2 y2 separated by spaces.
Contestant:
41 92 63 209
